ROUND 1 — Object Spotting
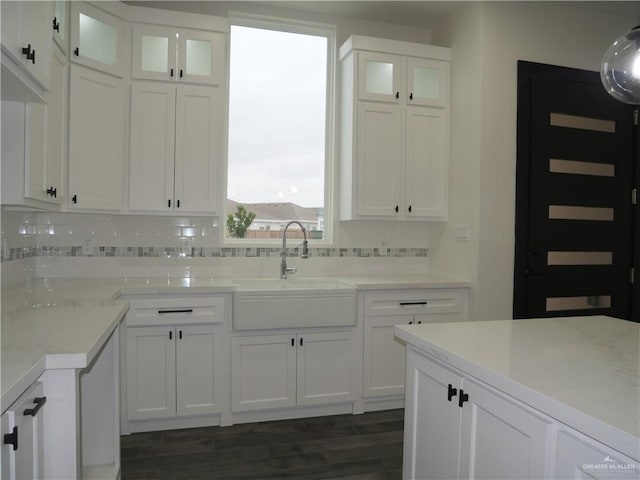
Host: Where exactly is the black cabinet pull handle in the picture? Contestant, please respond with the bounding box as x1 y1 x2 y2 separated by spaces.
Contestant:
74 47 79 56
30 49 36 64
72 194 77 204
53 17 60 32
47 186 57 198
409 92 413 100
395 91 399 99
300 337 303 346
22 44 32 57
408 205 412 213
3 427 18 451
23 396 46 417
180 69 183 78
169 331 173 340
399 301 427 306
179 330 183 339
291 338 294 347
409 320 413 324
176 200 180 208
170 68 174 77
158 309 193 314
395 205 399 213
458 389 469 407
168 199 171 208
447 384 457 401
417 320 422 325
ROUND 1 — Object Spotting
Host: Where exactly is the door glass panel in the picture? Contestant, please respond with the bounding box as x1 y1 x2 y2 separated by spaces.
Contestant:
549 159 615 177
547 251 613 265
549 113 616 133
142 35 169 73
365 61 393 95
185 39 212 77
546 295 611 312
548 205 614 221
413 66 439 100
79 13 117 65
54 0 66 39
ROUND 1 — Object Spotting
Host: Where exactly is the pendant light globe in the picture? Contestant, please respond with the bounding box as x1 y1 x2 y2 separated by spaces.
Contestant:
601 25 640 104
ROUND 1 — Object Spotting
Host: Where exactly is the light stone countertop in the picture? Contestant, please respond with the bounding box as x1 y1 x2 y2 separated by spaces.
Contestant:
395 316 640 461
2 275 469 412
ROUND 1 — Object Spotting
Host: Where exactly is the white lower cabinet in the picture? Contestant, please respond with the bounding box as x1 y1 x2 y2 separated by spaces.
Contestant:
555 427 639 480
363 289 467 399
1 382 45 480
123 296 229 432
127 324 224 421
231 331 360 412
403 348 553 480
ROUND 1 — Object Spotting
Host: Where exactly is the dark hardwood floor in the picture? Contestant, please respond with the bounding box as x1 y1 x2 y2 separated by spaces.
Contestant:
121 409 404 480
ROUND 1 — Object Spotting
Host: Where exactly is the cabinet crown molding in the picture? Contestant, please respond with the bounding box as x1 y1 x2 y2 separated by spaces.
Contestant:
339 35 451 62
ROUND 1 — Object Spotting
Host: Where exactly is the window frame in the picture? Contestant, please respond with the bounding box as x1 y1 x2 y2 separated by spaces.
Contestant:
222 13 336 247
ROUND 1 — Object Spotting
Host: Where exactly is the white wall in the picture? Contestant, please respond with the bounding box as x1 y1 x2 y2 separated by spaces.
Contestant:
430 1 635 321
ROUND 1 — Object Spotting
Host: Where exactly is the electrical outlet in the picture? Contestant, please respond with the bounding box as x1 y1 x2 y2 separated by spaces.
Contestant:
456 226 470 242
82 238 92 256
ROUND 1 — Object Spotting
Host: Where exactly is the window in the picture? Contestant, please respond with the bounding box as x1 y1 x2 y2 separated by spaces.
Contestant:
226 18 334 243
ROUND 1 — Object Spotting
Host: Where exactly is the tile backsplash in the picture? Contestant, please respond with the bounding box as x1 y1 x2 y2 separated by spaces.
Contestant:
1 210 430 282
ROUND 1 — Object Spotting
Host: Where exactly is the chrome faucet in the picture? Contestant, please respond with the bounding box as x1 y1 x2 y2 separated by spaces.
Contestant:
280 221 309 279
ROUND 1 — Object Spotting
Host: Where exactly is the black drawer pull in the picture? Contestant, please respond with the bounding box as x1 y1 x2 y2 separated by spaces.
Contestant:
158 309 193 314
23 396 46 417
458 389 469 408
399 301 428 306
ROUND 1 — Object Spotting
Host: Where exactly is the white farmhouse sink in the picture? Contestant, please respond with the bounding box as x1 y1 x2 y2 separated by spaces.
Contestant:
232 278 357 330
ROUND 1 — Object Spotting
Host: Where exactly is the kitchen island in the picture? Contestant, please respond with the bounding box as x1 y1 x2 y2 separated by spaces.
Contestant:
395 316 639 479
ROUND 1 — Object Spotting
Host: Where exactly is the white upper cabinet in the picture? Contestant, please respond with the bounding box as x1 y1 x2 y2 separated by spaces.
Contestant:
68 65 125 211
52 0 68 54
340 35 451 221
70 2 125 77
129 82 222 213
132 24 224 85
1 0 52 95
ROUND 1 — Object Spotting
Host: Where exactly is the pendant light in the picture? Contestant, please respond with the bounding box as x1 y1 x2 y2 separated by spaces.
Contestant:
601 25 640 104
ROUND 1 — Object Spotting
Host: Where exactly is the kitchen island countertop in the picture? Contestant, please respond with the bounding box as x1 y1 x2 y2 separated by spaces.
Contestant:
395 315 640 461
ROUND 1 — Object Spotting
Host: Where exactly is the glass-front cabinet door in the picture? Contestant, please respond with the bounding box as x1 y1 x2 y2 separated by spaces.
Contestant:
357 52 404 103
407 57 449 108
70 2 124 77
177 29 224 86
132 26 224 86
132 25 177 81
52 0 67 53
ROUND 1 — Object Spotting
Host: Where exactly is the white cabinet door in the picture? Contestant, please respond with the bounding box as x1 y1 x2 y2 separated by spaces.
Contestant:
405 106 448 220
406 57 449 108
459 376 553 479
555 427 639 480
126 327 176 421
1 1 51 87
403 349 462 480
363 316 409 398
1 382 45 480
357 51 404 103
174 86 222 213
131 24 177 82
231 335 296 412
68 65 124 210
296 332 357 406
176 325 222 417
355 102 404 217
129 83 176 211
177 29 225 86
70 2 124 77
24 45 66 205
52 0 68 54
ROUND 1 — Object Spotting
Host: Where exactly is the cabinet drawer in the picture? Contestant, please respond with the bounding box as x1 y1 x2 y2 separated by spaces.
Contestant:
126 296 226 326
364 289 465 316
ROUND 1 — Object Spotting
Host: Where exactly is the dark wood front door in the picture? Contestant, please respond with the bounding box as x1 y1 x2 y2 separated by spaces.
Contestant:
514 61 638 321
